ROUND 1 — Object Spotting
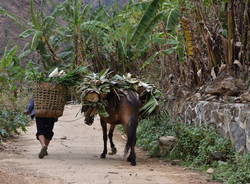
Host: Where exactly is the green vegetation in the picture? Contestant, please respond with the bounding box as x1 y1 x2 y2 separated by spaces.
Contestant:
137 112 175 156
1 0 249 86
0 0 167 73
212 153 250 184
0 109 29 140
0 47 30 141
137 113 250 184
0 0 249 182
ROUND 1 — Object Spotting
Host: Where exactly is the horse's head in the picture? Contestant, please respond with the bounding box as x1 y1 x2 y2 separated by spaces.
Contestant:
81 105 96 126
84 115 94 126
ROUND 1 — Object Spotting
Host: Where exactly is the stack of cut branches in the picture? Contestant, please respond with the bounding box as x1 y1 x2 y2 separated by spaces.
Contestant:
78 69 161 119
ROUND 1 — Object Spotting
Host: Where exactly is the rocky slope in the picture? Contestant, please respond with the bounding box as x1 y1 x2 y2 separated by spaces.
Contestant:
0 1 30 56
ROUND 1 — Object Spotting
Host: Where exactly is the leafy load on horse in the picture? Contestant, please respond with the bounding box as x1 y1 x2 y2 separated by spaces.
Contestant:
78 69 161 120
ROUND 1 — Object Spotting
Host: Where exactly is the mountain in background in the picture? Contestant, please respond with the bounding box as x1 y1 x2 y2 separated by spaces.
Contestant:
0 0 129 57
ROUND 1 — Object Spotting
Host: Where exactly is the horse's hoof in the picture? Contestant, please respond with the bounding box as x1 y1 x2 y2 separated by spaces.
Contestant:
127 156 132 162
127 156 136 166
100 153 106 159
108 147 117 155
111 147 117 154
131 161 136 166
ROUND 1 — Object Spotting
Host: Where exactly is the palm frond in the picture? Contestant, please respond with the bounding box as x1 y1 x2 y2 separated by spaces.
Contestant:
165 7 179 31
140 96 159 117
130 0 162 45
135 12 163 49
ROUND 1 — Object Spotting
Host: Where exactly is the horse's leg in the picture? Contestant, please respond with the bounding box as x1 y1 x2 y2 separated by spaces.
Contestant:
100 119 107 158
108 124 117 155
126 116 138 166
127 142 136 166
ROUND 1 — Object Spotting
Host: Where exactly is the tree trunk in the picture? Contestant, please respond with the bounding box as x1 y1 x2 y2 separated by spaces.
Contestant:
227 0 235 66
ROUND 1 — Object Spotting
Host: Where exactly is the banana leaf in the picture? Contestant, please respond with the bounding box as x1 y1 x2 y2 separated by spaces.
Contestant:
140 95 159 117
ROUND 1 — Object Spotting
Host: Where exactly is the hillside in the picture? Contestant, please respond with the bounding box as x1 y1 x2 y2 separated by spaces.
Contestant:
0 1 30 56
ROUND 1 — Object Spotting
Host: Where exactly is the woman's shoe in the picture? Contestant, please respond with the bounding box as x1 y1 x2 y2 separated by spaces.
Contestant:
38 146 48 159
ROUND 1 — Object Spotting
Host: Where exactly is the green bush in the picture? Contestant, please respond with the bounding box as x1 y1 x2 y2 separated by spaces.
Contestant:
0 109 29 140
193 130 233 166
137 112 176 156
137 112 233 163
137 112 250 183
171 124 205 161
171 124 233 166
212 153 250 184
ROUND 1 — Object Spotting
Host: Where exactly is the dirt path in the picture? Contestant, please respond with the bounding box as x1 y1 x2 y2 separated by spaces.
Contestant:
0 105 220 184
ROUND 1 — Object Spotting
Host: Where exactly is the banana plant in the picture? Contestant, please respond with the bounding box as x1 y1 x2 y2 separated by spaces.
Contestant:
130 0 184 70
130 0 163 48
49 0 113 69
100 0 165 73
17 0 63 70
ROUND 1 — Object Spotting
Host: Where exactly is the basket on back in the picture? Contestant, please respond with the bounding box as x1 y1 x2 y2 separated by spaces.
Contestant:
33 82 67 118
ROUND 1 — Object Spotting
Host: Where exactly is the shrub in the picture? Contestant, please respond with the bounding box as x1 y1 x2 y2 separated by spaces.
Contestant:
0 108 29 141
136 112 250 183
137 112 176 156
212 153 250 184
137 112 233 163
171 124 234 166
170 124 205 161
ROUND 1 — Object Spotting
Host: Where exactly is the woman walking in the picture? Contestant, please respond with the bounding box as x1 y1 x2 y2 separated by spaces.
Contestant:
24 99 58 159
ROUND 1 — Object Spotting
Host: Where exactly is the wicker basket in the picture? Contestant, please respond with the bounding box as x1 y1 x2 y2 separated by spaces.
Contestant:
32 82 67 118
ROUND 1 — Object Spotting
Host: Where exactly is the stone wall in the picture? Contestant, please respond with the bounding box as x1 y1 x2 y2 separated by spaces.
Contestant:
166 100 250 153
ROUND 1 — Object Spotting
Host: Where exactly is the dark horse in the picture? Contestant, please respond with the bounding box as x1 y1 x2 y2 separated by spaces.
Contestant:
83 89 140 166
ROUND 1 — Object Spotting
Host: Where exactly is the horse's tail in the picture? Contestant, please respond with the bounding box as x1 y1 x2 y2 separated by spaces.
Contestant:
124 90 140 156
124 115 138 155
